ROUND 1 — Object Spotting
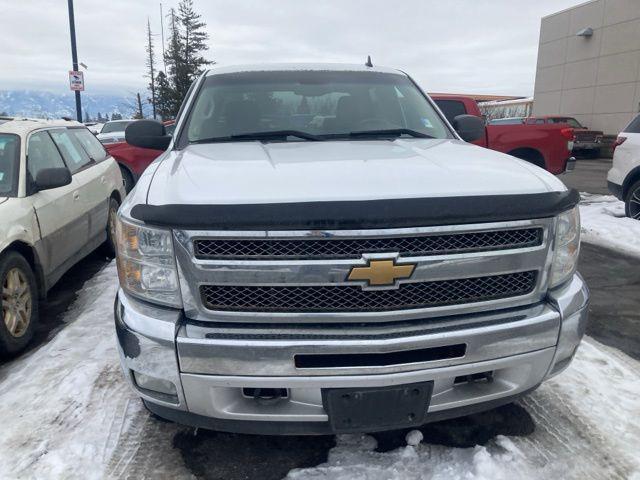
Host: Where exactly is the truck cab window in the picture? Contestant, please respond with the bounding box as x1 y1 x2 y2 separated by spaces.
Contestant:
433 100 467 124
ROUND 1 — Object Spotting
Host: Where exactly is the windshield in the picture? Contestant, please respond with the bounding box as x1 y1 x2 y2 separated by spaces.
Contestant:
101 121 133 134
549 117 583 128
0 134 20 197
183 70 451 143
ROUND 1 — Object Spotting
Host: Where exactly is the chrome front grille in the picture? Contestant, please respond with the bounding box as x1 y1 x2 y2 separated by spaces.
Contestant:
193 228 543 260
173 218 554 324
200 271 538 313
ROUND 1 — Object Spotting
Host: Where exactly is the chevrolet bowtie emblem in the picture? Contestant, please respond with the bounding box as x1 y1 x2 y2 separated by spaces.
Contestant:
347 259 416 287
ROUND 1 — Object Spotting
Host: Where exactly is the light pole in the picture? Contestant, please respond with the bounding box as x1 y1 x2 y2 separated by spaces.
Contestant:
67 0 82 122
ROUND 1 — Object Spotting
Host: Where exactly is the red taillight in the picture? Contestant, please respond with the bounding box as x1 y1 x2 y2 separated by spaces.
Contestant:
560 128 575 140
615 136 627 147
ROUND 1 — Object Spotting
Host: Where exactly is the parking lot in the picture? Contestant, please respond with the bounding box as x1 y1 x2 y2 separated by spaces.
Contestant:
0 157 638 479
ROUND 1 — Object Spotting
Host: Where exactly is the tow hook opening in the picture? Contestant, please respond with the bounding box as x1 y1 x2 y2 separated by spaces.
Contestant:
242 387 289 401
454 371 494 385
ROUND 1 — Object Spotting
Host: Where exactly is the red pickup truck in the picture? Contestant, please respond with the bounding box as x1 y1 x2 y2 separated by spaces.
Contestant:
104 121 174 192
431 95 574 174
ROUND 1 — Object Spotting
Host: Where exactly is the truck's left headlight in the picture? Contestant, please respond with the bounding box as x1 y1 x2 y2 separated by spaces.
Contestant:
549 206 580 288
115 216 182 307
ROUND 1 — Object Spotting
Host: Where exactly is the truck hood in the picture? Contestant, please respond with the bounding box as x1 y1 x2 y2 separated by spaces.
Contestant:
0 197 8 206
146 139 567 206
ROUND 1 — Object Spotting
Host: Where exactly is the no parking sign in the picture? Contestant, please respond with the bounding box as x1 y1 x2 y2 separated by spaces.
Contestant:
69 71 84 91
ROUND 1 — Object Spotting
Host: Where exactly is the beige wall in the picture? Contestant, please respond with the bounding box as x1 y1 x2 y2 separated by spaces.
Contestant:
533 0 640 134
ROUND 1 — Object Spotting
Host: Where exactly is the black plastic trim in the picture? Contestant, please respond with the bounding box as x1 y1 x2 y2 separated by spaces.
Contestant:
294 344 466 369
131 189 579 230
142 384 539 435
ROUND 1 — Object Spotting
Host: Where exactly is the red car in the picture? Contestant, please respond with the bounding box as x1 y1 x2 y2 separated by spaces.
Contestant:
104 121 175 192
431 95 574 174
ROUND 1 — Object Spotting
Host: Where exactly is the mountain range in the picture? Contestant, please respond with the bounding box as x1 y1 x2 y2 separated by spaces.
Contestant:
0 90 149 121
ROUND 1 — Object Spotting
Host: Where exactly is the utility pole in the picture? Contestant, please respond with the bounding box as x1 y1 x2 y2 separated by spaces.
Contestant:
67 0 82 122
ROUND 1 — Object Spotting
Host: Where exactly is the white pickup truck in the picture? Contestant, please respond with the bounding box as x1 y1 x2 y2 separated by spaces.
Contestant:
114 63 588 435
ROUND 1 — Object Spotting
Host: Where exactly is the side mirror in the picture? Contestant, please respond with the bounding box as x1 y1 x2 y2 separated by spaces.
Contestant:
125 120 172 150
453 114 485 142
35 167 72 191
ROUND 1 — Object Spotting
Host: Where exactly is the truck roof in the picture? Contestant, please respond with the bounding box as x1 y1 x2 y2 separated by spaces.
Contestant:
205 63 405 76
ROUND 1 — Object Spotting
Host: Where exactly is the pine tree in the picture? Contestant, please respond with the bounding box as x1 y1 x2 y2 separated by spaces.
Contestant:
156 1 212 118
164 8 187 106
179 0 211 89
155 71 176 119
146 18 157 119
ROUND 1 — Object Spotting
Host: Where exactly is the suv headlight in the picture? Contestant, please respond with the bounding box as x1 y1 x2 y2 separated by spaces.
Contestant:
115 216 182 307
549 206 580 288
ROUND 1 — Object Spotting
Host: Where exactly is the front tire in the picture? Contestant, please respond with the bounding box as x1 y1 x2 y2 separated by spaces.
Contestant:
0 251 38 358
101 197 120 257
625 180 640 220
119 165 135 194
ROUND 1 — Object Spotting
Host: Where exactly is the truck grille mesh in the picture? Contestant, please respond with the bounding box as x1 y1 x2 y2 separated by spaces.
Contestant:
574 132 599 143
193 228 543 260
200 271 537 313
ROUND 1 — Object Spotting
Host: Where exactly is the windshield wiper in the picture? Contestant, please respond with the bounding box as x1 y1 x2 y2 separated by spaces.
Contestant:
192 130 323 144
346 128 435 139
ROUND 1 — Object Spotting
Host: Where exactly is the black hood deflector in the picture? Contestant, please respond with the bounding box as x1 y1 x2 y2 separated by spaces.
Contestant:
130 189 580 231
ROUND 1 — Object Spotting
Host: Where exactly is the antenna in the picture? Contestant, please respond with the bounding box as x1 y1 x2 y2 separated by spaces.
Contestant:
365 55 373 68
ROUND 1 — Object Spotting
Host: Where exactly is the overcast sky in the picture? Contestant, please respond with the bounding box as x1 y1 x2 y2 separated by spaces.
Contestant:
0 0 585 96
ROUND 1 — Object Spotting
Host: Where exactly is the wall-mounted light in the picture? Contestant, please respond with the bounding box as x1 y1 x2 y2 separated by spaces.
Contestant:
576 27 594 37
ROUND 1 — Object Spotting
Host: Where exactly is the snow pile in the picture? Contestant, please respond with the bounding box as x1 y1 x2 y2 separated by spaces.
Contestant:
579 193 640 257
288 433 536 480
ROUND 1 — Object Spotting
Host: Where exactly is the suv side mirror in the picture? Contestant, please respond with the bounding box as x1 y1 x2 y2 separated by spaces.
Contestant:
453 114 485 142
35 167 72 191
125 120 172 150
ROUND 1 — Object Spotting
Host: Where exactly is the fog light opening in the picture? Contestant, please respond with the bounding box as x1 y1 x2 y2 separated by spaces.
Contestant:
133 371 178 397
454 371 494 386
242 387 288 401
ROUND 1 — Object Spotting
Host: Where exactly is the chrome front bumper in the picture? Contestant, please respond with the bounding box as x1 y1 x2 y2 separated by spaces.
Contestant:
114 273 588 434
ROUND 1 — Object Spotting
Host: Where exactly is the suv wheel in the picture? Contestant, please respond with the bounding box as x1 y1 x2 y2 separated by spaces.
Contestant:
119 165 135 193
102 197 121 257
0 252 38 357
625 180 640 220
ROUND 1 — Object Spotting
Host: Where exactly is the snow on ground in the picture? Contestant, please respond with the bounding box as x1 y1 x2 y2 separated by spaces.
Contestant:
580 193 640 258
288 337 640 480
0 263 193 480
0 262 639 479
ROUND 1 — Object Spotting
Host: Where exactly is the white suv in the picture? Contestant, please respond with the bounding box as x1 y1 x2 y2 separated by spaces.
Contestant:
0 119 125 356
608 114 640 219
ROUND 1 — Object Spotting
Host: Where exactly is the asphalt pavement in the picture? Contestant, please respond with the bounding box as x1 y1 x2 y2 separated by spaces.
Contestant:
559 157 612 195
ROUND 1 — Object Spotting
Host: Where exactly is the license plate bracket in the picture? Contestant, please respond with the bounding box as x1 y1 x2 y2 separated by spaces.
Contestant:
322 381 434 433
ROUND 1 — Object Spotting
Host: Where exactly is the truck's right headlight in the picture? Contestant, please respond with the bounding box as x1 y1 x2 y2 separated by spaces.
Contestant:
549 206 580 288
115 216 182 307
